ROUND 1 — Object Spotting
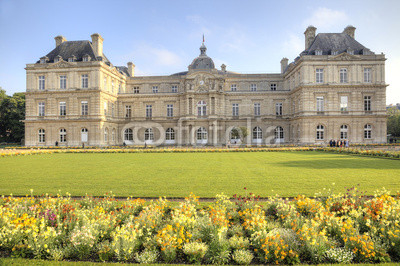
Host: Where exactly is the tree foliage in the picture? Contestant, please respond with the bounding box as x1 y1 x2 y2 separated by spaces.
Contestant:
387 106 400 138
0 88 25 143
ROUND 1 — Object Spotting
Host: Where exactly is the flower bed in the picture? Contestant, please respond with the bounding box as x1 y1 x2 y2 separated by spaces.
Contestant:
324 148 400 159
1 190 399 264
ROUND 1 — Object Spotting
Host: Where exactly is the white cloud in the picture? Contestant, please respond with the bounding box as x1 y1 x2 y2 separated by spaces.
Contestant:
282 34 304 59
134 44 183 67
303 7 349 30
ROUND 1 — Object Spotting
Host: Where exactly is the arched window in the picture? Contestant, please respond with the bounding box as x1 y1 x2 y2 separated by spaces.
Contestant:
124 128 133 141
145 128 154 141
252 126 262 140
38 129 45 143
166 128 175 140
275 126 284 140
59 128 66 143
197 101 207 116
104 128 108 142
230 128 240 141
112 129 116 142
316 125 324 140
340 125 348 139
81 128 88 142
197 127 207 140
364 124 372 139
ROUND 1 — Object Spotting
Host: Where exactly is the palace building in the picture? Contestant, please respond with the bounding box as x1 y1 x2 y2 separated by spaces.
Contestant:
24 26 387 146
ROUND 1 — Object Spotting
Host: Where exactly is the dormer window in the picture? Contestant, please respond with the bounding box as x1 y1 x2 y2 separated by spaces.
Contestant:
68 55 76 62
40 56 48 64
346 48 354 55
362 48 371 55
54 55 62 63
315 49 322 55
82 54 91 62
331 49 339 55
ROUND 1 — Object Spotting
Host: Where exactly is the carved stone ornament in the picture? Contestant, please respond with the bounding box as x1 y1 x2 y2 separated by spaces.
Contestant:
329 52 361 61
47 61 75 68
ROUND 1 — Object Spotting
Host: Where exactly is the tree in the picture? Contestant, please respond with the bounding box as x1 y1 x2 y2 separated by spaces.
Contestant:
0 90 25 143
387 106 400 139
230 127 249 145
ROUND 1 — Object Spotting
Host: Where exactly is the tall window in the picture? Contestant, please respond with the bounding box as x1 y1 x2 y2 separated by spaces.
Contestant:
104 128 108 142
111 103 114 117
232 103 239 116
60 75 67 89
112 81 114 93
196 127 207 141
197 101 207 116
316 69 323 83
38 76 45 90
364 124 372 139
104 78 107 91
167 104 173 117
146 105 152 118
171 85 178 93
316 97 324 112
250 84 257 91
38 129 45 143
125 105 132 118
152 86 158 93
124 128 133 141
81 101 88 116
81 74 88 88
364 68 372 83
270 83 277 91
59 102 66 116
340 96 348 112
166 128 175 140
231 84 237 92
254 103 261 116
253 126 262 140
59 128 67 143
340 68 348 83
275 103 283 116
364 96 371 111
275 126 284 140
316 125 324 140
104 102 107 116
81 128 88 142
38 102 45 116
133 86 140 94
340 125 348 139
112 129 115 142
145 128 154 141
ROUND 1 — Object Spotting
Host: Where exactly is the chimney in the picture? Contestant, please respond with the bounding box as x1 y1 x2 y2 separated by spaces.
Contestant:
91 33 104 57
55 35 67 47
304 26 317 50
280 58 288 73
221 64 226 72
343 25 356 39
127 62 135 77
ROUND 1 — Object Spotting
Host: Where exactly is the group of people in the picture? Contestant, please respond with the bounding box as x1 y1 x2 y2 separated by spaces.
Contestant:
329 139 349 148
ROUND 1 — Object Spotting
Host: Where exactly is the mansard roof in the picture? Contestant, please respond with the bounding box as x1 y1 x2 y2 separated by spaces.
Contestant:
36 41 111 64
302 33 373 55
115 66 130 77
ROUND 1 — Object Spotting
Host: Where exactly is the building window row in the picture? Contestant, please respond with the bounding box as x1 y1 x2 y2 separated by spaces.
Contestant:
315 67 373 83
314 95 372 112
315 124 372 140
38 75 90 90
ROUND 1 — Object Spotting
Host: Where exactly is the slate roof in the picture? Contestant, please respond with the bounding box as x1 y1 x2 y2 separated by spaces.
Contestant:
115 66 130 77
37 41 111 64
302 33 373 55
188 43 215 70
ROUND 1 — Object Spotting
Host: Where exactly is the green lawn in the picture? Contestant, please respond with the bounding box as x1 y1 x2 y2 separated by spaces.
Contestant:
0 151 399 197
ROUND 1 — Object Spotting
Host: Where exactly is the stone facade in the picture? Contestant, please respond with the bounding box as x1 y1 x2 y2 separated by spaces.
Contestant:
24 26 387 146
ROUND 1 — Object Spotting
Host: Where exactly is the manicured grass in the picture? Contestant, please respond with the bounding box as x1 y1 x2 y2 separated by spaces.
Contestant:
0 151 399 197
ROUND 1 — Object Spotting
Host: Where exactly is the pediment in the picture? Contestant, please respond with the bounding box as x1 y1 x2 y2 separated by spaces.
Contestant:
329 52 361 61
49 61 75 68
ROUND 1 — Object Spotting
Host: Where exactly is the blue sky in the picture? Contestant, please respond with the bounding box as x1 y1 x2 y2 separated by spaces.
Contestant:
1 0 399 104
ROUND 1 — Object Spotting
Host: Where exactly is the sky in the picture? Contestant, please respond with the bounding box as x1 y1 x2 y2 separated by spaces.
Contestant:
0 0 399 104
